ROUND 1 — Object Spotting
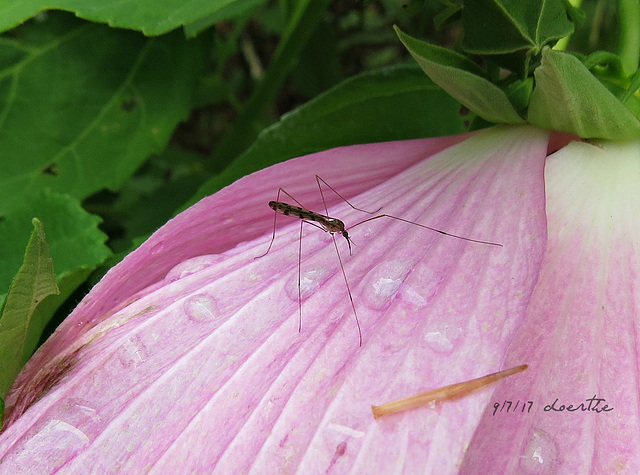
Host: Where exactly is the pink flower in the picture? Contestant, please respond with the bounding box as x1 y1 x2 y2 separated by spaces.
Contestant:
462 138 640 473
2 126 635 473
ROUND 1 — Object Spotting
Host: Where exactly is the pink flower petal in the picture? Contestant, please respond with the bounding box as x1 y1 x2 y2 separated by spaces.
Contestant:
0 126 549 472
462 139 640 473
4 135 469 418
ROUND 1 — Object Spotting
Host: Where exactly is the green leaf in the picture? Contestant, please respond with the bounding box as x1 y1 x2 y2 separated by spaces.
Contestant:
462 0 574 75
290 21 343 98
95 146 209 253
528 48 640 139
583 51 626 80
395 27 524 125
187 64 469 207
212 0 332 162
0 13 203 214
0 189 111 309
622 68 640 104
0 219 59 398
433 1 463 30
183 0 266 38
0 0 270 36
618 0 640 76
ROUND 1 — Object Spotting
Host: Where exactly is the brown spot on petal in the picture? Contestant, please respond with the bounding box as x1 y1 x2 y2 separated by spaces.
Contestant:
2 347 84 430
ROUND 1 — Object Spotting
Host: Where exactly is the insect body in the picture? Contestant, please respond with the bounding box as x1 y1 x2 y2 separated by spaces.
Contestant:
268 201 353 253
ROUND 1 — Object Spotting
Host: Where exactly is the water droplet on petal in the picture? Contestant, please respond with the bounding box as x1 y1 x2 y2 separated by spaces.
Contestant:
399 284 427 307
164 254 226 283
0 420 89 472
423 332 453 353
183 293 220 323
69 399 101 423
148 241 166 255
117 336 148 368
327 423 365 438
423 321 462 354
284 265 333 301
32 420 89 452
52 399 107 436
519 428 558 473
361 259 412 310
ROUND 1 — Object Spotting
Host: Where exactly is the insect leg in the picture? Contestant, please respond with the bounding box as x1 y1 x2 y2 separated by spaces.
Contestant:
297 220 303 332
255 188 285 259
294 217 364 345
315 175 382 216
348 214 503 247
331 234 363 346
278 187 311 209
256 187 316 259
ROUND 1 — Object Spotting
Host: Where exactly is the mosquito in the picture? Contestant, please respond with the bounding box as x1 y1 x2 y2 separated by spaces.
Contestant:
256 175 502 346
